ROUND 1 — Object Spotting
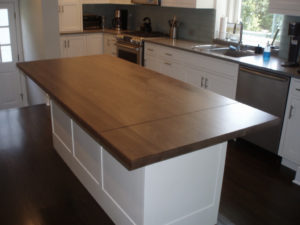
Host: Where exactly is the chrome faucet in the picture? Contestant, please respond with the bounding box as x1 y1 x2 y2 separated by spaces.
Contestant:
237 22 243 50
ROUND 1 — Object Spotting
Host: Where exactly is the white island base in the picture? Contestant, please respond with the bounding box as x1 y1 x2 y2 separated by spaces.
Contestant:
50 100 227 225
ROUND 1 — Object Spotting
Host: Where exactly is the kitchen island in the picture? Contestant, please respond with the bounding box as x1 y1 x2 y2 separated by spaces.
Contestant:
18 55 278 225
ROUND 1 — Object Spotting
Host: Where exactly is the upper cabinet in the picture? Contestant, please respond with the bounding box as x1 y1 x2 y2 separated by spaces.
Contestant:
269 0 300 16
58 0 82 32
161 0 215 8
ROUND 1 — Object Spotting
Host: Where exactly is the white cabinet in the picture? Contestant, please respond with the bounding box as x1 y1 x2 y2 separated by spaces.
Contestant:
86 33 104 55
269 0 300 16
61 33 104 58
60 34 87 57
58 0 82 32
279 78 300 167
103 33 117 57
144 42 238 99
162 0 215 8
81 0 131 4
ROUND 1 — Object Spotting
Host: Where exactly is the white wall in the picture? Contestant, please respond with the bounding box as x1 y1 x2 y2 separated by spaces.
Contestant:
20 0 60 105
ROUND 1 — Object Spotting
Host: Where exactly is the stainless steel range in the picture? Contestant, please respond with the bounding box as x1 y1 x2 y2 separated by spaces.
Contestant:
116 31 164 66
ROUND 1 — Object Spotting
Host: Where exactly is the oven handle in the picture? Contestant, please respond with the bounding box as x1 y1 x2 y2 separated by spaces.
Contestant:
115 43 140 53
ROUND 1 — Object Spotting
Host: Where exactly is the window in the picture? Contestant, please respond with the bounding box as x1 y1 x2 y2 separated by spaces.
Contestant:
0 8 13 63
240 0 283 46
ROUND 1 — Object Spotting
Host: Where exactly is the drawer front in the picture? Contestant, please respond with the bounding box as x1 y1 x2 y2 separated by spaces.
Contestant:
145 43 159 57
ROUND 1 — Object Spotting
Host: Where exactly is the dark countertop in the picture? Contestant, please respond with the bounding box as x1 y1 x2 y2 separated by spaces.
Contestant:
145 38 300 79
17 55 278 170
60 28 124 35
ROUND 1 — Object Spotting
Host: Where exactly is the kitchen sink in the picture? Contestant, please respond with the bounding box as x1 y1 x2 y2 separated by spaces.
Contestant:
209 47 255 58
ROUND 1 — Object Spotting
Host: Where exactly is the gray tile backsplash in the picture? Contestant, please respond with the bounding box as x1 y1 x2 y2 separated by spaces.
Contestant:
83 4 215 43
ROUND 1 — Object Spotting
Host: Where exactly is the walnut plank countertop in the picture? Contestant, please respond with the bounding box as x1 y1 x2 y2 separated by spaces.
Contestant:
17 55 279 170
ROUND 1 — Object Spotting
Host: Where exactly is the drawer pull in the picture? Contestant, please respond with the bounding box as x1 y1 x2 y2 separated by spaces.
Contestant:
164 62 172 66
201 77 204 87
288 105 294 119
296 88 300 92
165 53 172 56
204 78 208 88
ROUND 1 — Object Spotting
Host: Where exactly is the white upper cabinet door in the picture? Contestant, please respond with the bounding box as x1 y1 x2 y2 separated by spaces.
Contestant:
58 0 82 32
269 0 300 16
161 0 215 8
86 34 104 55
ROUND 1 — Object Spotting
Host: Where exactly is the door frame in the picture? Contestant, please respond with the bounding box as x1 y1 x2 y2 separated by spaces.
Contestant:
0 0 28 107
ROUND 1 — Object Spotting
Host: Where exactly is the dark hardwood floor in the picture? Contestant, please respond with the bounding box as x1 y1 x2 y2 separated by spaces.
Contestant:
0 104 299 225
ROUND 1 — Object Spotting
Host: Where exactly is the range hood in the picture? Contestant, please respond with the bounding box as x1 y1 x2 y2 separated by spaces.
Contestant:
131 0 160 5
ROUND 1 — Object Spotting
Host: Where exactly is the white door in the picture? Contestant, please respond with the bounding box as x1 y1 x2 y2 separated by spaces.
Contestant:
0 3 23 109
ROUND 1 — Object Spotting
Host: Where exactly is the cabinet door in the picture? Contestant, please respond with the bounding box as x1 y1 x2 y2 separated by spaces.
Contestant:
68 35 86 57
161 0 214 8
86 34 103 55
205 72 236 99
103 34 117 56
58 0 82 32
281 98 300 164
269 0 300 16
144 55 160 73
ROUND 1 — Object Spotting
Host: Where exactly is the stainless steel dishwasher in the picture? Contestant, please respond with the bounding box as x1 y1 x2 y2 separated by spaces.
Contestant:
236 66 290 154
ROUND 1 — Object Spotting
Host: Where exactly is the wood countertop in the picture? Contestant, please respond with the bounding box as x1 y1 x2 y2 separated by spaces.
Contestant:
17 55 279 170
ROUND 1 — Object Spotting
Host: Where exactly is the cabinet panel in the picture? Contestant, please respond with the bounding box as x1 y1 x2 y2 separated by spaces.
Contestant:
86 34 104 55
160 60 186 82
205 72 236 99
162 0 214 8
73 122 102 184
51 101 72 151
281 98 300 164
103 33 117 56
68 35 86 57
58 0 82 32
144 55 160 73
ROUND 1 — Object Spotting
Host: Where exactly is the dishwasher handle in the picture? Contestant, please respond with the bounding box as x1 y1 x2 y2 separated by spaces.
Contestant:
240 67 288 82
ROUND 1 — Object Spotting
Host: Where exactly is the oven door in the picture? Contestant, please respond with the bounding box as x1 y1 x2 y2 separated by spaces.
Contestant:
116 42 143 65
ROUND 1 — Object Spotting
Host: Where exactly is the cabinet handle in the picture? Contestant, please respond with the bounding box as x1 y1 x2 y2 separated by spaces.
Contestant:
201 77 204 87
204 78 208 88
296 88 300 92
164 62 172 66
288 105 294 119
165 53 172 56
147 48 154 52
